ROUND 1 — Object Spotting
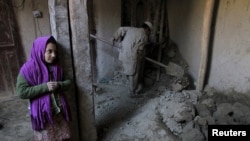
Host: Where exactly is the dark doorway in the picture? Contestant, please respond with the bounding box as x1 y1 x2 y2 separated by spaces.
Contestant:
0 0 23 98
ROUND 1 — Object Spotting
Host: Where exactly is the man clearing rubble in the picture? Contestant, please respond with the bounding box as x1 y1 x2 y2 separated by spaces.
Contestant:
112 21 152 98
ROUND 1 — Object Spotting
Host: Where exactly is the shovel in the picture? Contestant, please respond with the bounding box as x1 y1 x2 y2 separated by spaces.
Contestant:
145 57 184 78
90 34 184 77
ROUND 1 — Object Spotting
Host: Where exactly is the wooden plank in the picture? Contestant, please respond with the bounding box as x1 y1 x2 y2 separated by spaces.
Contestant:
152 0 161 42
156 0 165 81
197 0 215 91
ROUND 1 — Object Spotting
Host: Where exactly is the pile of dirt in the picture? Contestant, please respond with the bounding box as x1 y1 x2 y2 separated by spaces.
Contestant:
95 74 250 141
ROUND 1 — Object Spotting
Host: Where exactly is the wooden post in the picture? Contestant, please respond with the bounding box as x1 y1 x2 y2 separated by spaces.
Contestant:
68 0 97 140
197 0 215 91
48 0 80 140
156 0 165 81
152 0 161 42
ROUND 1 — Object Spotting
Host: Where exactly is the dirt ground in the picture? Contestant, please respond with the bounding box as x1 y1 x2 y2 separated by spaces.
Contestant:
1 72 250 141
95 71 250 141
0 96 33 141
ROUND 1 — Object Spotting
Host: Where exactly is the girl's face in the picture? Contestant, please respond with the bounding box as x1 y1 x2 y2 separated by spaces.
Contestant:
44 42 57 64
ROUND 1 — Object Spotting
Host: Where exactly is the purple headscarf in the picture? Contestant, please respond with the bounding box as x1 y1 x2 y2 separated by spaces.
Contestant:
20 36 70 131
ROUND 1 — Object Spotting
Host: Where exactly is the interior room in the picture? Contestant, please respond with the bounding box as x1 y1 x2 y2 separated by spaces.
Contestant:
1 0 250 141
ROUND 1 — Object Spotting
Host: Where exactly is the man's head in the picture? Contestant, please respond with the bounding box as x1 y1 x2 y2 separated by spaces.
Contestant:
142 21 152 36
144 21 152 30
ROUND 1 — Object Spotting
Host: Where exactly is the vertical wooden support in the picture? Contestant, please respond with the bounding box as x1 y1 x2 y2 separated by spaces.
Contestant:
152 0 161 42
131 0 137 26
197 0 215 91
68 0 97 140
48 0 80 140
156 0 165 81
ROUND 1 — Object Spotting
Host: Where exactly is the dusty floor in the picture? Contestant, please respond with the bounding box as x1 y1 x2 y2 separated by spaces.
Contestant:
95 71 250 141
1 72 250 141
0 96 33 141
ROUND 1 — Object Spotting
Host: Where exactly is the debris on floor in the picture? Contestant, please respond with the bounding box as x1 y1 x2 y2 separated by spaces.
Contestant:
1 67 250 141
0 97 33 141
95 72 250 141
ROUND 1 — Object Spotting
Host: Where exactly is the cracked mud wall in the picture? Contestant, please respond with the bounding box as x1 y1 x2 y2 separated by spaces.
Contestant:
167 0 206 84
167 0 250 94
92 0 121 82
12 0 51 59
208 0 250 94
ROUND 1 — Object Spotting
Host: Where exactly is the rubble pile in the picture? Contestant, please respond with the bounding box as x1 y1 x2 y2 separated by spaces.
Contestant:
95 82 250 141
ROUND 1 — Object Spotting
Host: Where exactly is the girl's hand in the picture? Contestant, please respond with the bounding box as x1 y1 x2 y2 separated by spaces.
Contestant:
47 81 59 92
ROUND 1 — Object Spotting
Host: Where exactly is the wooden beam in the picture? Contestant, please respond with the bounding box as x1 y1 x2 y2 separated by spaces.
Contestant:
197 0 215 91
68 0 97 140
156 0 165 81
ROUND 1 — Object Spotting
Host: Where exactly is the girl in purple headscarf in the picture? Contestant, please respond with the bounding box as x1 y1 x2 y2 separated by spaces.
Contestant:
16 35 71 141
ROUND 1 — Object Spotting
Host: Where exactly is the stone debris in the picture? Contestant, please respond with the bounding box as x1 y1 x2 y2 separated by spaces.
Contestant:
95 80 250 141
